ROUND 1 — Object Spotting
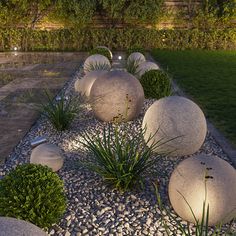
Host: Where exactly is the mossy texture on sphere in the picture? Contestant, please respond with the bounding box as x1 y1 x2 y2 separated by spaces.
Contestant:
0 164 66 229
140 70 172 99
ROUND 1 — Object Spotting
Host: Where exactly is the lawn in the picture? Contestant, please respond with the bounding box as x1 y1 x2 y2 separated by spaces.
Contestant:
151 49 236 147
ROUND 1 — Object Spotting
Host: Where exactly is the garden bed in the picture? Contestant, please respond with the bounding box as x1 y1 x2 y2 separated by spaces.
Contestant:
0 62 235 235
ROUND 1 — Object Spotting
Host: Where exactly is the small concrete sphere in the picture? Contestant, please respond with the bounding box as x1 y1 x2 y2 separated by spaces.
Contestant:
90 70 144 122
96 46 113 59
168 154 236 226
30 143 64 172
137 61 160 78
84 54 111 74
127 52 146 66
142 96 207 156
74 70 108 98
0 217 47 236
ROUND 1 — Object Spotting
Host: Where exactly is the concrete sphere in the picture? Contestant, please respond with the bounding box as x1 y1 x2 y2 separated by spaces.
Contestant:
127 52 146 66
142 96 207 156
168 154 236 225
90 70 144 122
84 54 111 74
0 217 47 236
74 70 108 98
30 143 63 172
137 61 160 78
96 46 113 59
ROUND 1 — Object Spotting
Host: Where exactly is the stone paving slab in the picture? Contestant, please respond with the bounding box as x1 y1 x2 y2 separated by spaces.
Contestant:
0 52 87 163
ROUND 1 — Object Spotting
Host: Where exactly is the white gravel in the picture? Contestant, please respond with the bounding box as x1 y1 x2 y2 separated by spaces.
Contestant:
0 65 235 236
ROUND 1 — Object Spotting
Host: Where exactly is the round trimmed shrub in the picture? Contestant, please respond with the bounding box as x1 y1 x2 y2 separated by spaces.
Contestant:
90 47 112 61
0 164 66 229
139 70 172 99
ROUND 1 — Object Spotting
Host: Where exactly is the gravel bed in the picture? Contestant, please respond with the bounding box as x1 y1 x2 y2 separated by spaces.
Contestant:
0 67 235 236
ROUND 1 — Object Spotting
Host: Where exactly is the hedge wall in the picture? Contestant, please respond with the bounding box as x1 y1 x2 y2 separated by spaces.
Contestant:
0 28 235 51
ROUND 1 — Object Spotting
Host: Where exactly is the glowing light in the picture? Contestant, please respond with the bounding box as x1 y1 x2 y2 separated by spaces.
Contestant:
118 56 122 60
13 47 18 51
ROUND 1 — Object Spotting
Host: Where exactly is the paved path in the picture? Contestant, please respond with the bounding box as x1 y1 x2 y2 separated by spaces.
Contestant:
0 52 87 163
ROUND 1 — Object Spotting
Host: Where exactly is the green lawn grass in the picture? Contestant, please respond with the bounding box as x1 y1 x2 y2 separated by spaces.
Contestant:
151 49 236 147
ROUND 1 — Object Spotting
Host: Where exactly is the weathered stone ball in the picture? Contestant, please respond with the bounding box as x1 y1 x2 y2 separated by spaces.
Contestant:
0 217 47 236
168 154 236 225
90 70 144 122
30 143 64 172
127 52 146 66
142 96 207 156
96 46 113 59
137 61 159 78
74 70 108 98
84 54 111 74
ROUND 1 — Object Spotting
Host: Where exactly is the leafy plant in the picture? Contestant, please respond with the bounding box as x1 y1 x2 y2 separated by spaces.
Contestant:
40 91 79 131
139 69 172 99
0 164 66 229
89 47 112 61
78 120 172 191
84 62 111 73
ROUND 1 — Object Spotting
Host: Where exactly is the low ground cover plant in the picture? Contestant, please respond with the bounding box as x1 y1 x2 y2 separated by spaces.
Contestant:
139 69 172 99
40 91 79 131
0 164 66 228
78 120 171 191
89 47 112 61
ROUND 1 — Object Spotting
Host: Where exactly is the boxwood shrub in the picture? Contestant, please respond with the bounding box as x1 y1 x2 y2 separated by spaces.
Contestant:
139 69 172 99
0 163 66 229
0 28 235 51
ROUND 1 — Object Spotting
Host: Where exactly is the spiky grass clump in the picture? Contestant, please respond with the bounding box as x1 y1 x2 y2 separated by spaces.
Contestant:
40 91 79 131
79 122 167 191
85 62 111 74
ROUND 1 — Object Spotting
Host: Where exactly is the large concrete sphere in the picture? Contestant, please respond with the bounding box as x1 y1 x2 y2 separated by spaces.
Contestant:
84 54 111 74
30 143 64 172
142 96 207 156
0 217 47 236
137 61 159 78
168 154 236 226
127 52 146 66
90 70 144 122
96 46 113 59
74 70 108 98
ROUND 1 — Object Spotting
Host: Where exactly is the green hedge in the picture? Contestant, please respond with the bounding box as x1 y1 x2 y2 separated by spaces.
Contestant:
0 28 235 51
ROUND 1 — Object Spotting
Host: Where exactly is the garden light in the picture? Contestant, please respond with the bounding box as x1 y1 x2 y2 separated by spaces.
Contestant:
30 136 47 148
